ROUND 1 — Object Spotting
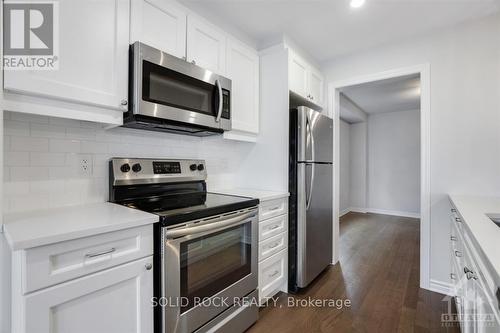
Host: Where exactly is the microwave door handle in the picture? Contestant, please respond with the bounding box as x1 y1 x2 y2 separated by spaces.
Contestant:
215 79 223 122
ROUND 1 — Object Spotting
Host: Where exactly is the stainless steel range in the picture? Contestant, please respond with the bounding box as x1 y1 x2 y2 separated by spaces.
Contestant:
109 158 259 333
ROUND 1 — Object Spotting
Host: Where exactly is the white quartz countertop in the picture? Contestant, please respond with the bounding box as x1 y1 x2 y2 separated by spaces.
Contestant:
449 195 500 281
2 202 158 250
212 188 289 202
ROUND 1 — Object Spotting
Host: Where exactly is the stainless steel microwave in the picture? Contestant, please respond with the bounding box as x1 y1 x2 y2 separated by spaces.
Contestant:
124 42 232 136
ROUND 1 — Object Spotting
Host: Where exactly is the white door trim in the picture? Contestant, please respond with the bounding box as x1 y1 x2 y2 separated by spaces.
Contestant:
327 63 431 290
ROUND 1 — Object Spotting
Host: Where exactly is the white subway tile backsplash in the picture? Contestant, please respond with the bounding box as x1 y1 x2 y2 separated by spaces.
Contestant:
30 152 66 166
10 166 49 181
30 123 66 138
5 151 30 166
11 136 49 152
10 112 49 124
49 138 81 153
4 111 247 213
4 120 30 136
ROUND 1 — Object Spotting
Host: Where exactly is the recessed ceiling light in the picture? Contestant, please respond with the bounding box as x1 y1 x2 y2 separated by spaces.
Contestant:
350 0 366 9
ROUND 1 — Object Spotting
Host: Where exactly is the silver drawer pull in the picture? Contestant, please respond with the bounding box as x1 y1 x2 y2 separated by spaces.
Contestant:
451 208 457 213
464 266 478 280
269 242 280 249
450 273 456 280
454 250 463 258
269 270 280 278
450 236 457 241
269 224 280 230
455 217 462 223
85 248 116 258
268 206 281 211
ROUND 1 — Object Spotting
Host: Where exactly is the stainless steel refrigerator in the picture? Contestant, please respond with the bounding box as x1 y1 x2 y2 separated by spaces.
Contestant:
289 106 333 291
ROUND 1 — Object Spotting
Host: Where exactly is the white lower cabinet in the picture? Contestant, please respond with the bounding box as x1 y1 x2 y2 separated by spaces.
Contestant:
11 226 154 333
449 204 500 333
257 197 288 305
22 256 153 333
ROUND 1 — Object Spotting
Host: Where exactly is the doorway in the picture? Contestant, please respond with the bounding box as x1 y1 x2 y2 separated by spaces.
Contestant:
328 64 431 290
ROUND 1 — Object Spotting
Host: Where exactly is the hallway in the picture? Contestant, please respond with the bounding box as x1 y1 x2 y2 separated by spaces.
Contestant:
248 213 459 332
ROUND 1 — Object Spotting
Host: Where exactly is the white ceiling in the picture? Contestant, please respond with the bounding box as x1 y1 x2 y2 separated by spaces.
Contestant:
341 74 421 115
179 0 500 62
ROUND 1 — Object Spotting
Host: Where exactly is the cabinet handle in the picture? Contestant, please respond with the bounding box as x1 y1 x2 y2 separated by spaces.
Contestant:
269 224 280 230
268 206 281 211
85 247 116 258
454 250 462 258
120 99 128 106
451 208 457 213
450 273 456 280
464 266 477 280
269 270 279 278
455 217 462 223
145 263 153 271
450 236 457 241
268 242 280 249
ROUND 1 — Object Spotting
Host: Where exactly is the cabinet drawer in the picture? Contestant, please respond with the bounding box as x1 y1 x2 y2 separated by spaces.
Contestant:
259 198 288 221
259 232 287 261
23 225 153 293
258 249 287 304
259 214 287 241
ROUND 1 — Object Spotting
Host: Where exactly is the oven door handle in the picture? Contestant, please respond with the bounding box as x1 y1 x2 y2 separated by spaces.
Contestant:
166 211 256 239
215 79 223 123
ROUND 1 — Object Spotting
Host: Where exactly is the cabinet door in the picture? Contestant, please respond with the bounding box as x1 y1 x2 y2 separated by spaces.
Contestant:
288 51 308 98
308 68 324 106
474 279 500 333
226 38 259 134
186 16 226 75
130 0 187 59
23 257 153 333
4 0 130 111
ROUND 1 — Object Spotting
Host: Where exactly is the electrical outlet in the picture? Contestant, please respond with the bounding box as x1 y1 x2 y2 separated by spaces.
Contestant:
79 155 93 177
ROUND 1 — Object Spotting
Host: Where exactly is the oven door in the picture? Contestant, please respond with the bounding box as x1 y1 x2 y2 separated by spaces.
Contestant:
132 42 231 131
162 208 258 333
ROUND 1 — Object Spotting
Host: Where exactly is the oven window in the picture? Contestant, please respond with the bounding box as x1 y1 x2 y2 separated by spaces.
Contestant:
179 223 252 313
142 60 216 116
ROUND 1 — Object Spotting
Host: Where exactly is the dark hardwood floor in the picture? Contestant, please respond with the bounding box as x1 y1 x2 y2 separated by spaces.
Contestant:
247 212 460 333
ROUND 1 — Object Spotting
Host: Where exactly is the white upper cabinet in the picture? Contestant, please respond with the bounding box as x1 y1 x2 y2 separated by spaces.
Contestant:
4 0 130 112
289 52 308 97
288 49 324 107
130 0 187 59
186 16 226 75
225 38 259 135
308 68 324 105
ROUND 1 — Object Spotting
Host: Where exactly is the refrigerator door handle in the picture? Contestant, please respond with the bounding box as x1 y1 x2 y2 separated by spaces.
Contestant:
305 163 315 211
306 114 316 162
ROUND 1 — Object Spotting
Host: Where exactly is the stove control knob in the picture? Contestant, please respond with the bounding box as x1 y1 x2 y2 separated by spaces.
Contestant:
120 163 131 173
132 163 142 173
197 164 205 171
189 164 197 171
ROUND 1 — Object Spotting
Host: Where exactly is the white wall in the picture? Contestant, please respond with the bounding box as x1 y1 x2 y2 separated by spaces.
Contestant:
323 12 500 286
367 110 420 215
339 119 350 215
2 111 257 213
349 122 368 211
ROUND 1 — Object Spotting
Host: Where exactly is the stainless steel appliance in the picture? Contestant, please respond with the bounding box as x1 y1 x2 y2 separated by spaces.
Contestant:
109 158 258 333
289 107 333 290
125 42 232 136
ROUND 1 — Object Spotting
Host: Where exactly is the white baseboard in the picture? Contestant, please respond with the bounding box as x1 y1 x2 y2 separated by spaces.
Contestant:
429 278 454 296
366 208 420 219
341 207 420 219
348 207 368 213
339 208 350 217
